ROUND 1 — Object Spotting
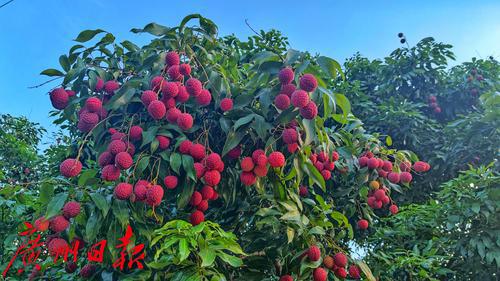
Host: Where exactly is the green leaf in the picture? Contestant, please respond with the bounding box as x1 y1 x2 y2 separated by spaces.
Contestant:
45 193 68 219
182 155 196 180
386 135 393 146
40 69 64 77
179 239 190 262
317 56 344 79
59 55 70 72
130 23 170 36
112 200 130 227
90 193 110 217
78 169 98 186
135 156 150 177
200 247 216 267
233 114 255 131
74 29 105 42
177 181 195 209
217 252 243 267
85 211 101 241
39 183 54 205
170 153 182 174
221 130 245 156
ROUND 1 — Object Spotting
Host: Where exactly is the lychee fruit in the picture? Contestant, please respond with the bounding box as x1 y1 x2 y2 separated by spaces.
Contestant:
204 170 221 186
389 204 399 215
400 171 412 183
165 51 180 66
204 153 222 170
176 85 190 103
101 164 120 181
34 217 49 232
279 67 294 84
240 171 257 186
80 264 96 279
190 210 205 225
227 146 242 159
185 78 202 96
146 185 164 206
196 89 212 106
241 157 255 172
150 76 166 91
291 90 310 108
156 135 170 150
63 201 81 218
60 158 82 178
280 84 296 97
190 143 206 160
388 172 400 184
299 101 318 119
333 252 347 267
179 140 193 154
161 81 179 98
134 181 148 201
177 113 194 130
220 98 233 112
299 186 308 197
104 80 120 94
50 88 69 109
357 219 369 230
334 267 347 279
274 94 291 110
358 156 368 167
48 237 68 255
115 152 133 170
194 162 205 179
268 151 285 168
252 149 266 163
197 199 209 212
307 245 321 261
179 64 191 76
253 165 268 177
287 143 299 153
279 275 293 281
321 170 331 180
313 267 327 281
349 264 361 279
190 191 203 206
300 74 318 92
50 215 70 233
129 126 143 141
167 65 182 80
95 78 104 92
148 100 166 120
114 183 133 200
163 175 178 189
282 128 298 144
166 108 182 123
323 255 335 269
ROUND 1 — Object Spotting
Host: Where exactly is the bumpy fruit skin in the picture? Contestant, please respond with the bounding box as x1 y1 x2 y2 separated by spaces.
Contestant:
204 153 222 170
333 252 348 267
413 161 430 172
190 210 205 226
50 215 70 233
80 264 96 279
321 170 331 180
156 135 170 150
146 185 164 206
382 160 393 172
358 156 368 167
275 94 291 110
240 171 257 186
60 158 82 178
34 217 49 232
97 151 113 167
177 113 194 130
166 108 181 123
388 172 401 184
148 100 167 120
161 81 179 98
164 175 178 189
115 152 133 170
220 98 233 112
204 170 221 186
389 204 399 214
95 78 104 91
190 144 206 160
48 238 68 255
279 67 294 84
300 101 318 119
313 267 327 281
279 275 293 281
50 88 69 109
299 186 308 197
114 183 133 200
65 261 77 273
323 255 335 269
200 186 215 200
196 89 212 106
400 171 412 183
179 63 191 76
227 146 242 159
102 164 120 181
300 74 318 92
179 140 193 154
282 128 298 144
167 65 182 80
196 199 208 212
241 157 255 172
374 189 386 200
165 51 180 66
150 76 166 91
190 191 203 206
63 201 81 218
280 84 296 97
291 90 310 108
194 162 206 178
134 181 148 201
252 149 266 163
357 219 369 230
129 126 143 141
104 80 120 94
85 97 102 112
185 78 202 96
78 112 99 132
253 165 268 177
268 151 285 168
349 264 361 279
308 245 321 261
367 158 379 169
108 139 127 155
334 267 347 279
287 143 299 153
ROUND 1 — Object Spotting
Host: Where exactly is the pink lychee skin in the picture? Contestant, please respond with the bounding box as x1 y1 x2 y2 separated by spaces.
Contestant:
114 183 133 200
220 98 233 112
148 100 167 120
196 89 212 106
179 64 191 76
177 113 194 130
146 185 164 206
299 74 318 92
291 90 310 108
63 201 81 218
185 78 202 96
115 152 133 170
279 68 294 84
60 158 82 178
50 88 69 109
50 215 70 233
300 101 318 119
275 94 291 110
165 51 180 66
141 90 158 107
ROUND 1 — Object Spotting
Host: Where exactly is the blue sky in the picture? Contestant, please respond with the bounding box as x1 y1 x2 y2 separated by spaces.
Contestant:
1 0 499 143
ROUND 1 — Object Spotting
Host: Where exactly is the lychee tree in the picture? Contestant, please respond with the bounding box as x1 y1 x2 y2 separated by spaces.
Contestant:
22 15 431 280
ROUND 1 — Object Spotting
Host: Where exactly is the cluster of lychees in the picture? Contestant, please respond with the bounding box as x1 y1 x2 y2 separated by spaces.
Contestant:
97 129 136 181
279 246 362 281
274 67 318 119
239 149 285 186
281 122 300 153
310 150 339 180
427 95 441 114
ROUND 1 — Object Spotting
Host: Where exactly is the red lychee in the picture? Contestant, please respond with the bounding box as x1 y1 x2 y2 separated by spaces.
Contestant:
104 80 120 94
240 171 257 186
274 94 291 110
85 97 102 113
241 157 255 172
167 65 182 80
163 175 178 189
141 90 158 107
200 185 215 200
349 264 361 279
166 108 182 123
197 199 209 212
300 101 318 119
194 162 206 179
95 78 104 92
190 191 203 206
252 149 266 163
279 67 294 84
114 183 133 200
146 184 164 206
196 89 212 106
134 180 148 201
80 264 96 279
400 171 412 183
321 170 331 180
323 255 335 269
60 158 82 178
108 140 127 155
313 267 327 281
185 78 202 96
161 81 179 98
388 172 400 184
63 201 81 218
333 252 347 267
48 237 68 255
34 217 49 232
50 88 69 109
279 275 293 281
357 219 369 230
291 90 310 108
308 245 321 261
190 210 205 225
253 165 268 177
190 143 206 161
280 83 296 97
287 143 299 153
300 74 318 92
204 153 222 170
115 152 133 170
367 158 379 169
128 126 142 141
165 51 180 66
179 140 193 154
220 98 233 112
150 76 166 91
299 186 308 197
204 170 221 186
156 135 170 150
268 151 285 168
177 113 194 130
148 100 166 120
179 63 191 76
374 189 386 200
413 161 430 172
382 160 393 172
50 215 70 233
282 128 298 144
358 156 368 167
335 267 347 279
389 204 399 215
176 85 190 103
101 164 120 181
